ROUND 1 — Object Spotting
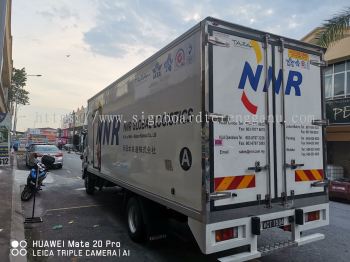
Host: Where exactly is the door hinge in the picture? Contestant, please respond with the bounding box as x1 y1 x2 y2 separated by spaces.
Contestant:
207 35 230 47
312 119 329 126
265 194 272 208
207 112 230 122
310 60 327 67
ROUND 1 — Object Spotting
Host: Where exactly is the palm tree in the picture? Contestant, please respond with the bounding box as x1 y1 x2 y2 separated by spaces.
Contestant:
316 7 350 47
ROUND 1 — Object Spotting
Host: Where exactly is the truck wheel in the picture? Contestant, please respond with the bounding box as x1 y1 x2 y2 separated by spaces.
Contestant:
126 197 146 243
84 173 95 195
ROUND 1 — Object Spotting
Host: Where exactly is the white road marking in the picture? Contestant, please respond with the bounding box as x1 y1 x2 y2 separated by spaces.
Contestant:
45 204 105 212
66 170 72 174
75 187 86 191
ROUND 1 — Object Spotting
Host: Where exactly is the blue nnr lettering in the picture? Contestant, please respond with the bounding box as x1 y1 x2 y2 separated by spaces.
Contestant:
97 118 120 146
111 117 120 145
238 61 302 96
238 62 263 91
286 71 302 96
103 121 111 145
263 67 283 94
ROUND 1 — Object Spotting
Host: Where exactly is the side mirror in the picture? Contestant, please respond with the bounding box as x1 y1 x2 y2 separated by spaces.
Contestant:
80 155 84 160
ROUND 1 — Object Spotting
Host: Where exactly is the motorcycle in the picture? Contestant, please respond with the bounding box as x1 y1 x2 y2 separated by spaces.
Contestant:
21 155 55 201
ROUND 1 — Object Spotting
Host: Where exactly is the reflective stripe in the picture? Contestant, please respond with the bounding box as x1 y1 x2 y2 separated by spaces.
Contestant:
214 174 255 191
295 169 323 182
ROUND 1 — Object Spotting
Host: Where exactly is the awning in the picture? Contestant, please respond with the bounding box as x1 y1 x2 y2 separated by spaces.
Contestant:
326 125 350 141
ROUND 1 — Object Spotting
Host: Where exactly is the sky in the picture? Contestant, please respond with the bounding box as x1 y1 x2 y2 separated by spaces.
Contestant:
12 0 349 131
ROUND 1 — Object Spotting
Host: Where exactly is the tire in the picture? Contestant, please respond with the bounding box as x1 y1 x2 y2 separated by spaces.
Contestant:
56 164 63 169
126 197 146 243
84 172 95 195
25 156 29 168
21 186 33 201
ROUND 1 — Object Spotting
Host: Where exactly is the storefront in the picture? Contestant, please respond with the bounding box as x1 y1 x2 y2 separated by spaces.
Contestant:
326 97 350 178
302 28 350 179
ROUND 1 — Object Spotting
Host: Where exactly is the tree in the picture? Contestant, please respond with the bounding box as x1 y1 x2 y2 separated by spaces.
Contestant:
316 7 350 47
8 68 29 105
9 68 29 133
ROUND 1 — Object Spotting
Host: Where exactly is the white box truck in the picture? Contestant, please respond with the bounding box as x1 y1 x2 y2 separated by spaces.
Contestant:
82 17 329 261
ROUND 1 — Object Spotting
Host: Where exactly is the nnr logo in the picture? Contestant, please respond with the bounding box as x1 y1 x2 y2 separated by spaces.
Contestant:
96 117 121 146
237 40 303 114
10 240 27 257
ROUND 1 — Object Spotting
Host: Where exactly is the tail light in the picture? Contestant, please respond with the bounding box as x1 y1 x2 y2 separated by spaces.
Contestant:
305 211 320 222
55 153 63 157
215 227 238 242
280 225 292 232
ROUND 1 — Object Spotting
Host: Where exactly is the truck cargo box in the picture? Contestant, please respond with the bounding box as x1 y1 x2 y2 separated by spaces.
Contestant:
85 17 329 261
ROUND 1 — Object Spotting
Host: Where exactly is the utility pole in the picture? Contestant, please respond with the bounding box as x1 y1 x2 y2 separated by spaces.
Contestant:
72 110 75 146
12 95 18 135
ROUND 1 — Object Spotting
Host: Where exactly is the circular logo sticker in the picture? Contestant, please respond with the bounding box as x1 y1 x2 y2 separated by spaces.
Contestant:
175 48 185 67
179 147 192 171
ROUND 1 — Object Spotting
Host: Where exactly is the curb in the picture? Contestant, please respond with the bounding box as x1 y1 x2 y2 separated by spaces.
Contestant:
9 155 27 262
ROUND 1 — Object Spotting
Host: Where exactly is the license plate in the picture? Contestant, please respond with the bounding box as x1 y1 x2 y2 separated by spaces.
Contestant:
262 218 285 229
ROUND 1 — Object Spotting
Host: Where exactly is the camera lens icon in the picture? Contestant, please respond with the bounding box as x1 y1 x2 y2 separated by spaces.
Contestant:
10 240 27 256
11 240 19 248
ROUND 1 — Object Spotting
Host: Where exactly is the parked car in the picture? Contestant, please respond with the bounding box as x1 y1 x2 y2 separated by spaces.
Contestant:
329 178 350 201
25 144 63 169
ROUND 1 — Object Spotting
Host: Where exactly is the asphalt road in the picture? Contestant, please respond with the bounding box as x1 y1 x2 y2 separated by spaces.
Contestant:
18 152 350 262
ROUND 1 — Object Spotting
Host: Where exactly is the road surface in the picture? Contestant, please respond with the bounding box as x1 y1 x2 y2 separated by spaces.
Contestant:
17 152 350 262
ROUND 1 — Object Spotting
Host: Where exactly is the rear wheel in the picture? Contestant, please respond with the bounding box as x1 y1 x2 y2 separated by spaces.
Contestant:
21 186 33 201
126 197 146 242
84 172 95 195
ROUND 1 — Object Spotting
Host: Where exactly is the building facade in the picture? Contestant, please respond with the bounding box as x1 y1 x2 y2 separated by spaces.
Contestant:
59 106 86 149
0 0 12 113
302 28 350 178
26 127 57 144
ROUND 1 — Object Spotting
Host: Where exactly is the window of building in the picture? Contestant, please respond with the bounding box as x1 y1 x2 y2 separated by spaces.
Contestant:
324 60 350 99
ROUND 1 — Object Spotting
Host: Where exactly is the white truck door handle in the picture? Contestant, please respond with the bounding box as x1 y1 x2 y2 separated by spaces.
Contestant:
209 192 237 201
312 119 329 126
311 180 329 188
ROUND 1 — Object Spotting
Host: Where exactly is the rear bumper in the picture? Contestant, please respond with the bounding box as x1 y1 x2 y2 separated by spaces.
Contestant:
37 156 63 166
188 203 329 261
54 157 63 165
329 190 350 200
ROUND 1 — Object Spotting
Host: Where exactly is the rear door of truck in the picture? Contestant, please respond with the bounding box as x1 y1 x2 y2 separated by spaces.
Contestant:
275 45 325 198
207 23 325 210
208 26 275 209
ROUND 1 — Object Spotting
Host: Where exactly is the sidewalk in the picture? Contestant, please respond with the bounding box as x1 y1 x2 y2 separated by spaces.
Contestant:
0 153 26 262
0 155 14 262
